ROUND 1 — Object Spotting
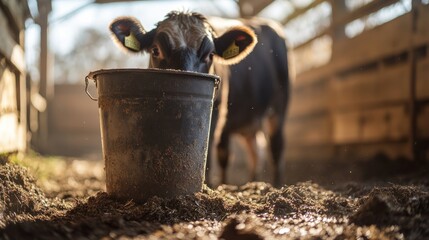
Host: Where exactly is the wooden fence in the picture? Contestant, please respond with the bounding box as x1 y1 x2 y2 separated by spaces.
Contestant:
285 1 429 166
0 0 30 154
46 84 102 159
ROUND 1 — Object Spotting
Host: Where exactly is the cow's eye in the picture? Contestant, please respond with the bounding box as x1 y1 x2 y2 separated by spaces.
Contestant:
205 52 214 62
151 47 160 57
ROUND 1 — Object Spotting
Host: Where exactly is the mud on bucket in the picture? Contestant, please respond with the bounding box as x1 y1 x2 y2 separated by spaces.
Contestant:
85 68 220 202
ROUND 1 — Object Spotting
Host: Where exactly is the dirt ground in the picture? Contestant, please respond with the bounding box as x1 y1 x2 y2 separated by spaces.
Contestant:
0 154 428 240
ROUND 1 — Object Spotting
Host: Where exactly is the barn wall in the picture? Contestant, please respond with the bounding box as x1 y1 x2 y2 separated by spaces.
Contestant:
285 3 429 168
0 0 29 154
45 84 102 158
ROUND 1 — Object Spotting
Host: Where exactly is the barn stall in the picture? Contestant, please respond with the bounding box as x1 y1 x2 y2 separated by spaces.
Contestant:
1 0 429 239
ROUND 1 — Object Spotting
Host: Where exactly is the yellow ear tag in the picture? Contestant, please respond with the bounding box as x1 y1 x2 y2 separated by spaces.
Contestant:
222 41 239 59
124 32 141 51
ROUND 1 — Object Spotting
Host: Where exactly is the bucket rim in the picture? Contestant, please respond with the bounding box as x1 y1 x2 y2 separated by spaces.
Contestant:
85 68 221 101
87 68 220 81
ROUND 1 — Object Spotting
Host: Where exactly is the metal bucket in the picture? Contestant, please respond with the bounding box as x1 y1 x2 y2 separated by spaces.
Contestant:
85 68 220 202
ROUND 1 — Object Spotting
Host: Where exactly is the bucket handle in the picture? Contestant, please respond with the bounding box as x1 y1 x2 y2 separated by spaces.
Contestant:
214 77 221 97
85 75 98 101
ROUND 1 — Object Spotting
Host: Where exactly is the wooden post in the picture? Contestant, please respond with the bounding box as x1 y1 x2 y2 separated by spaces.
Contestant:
37 0 52 152
409 0 421 161
238 0 273 18
329 0 348 158
330 0 347 61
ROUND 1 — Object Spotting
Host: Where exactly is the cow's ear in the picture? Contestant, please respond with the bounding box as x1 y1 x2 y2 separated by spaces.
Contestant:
109 16 155 53
213 26 257 65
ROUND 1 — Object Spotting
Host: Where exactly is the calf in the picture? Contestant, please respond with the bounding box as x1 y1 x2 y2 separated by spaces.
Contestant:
109 11 256 176
208 18 290 187
109 11 289 187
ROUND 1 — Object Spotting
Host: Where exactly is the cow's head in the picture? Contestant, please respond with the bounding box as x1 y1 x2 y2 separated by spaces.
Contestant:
109 11 257 73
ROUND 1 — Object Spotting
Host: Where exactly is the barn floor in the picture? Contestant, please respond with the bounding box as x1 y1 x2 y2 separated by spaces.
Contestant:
0 154 428 240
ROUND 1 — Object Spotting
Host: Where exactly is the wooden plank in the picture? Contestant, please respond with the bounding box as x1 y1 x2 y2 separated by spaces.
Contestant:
293 35 332 74
333 104 409 144
0 10 25 72
417 103 429 139
0 113 19 153
286 141 411 163
335 141 411 161
332 0 400 28
286 113 332 145
0 0 29 30
0 66 26 153
281 0 325 25
0 67 17 113
416 54 429 100
330 0 347 40
46 132 102 157
294 29 329 50
49 84 100 133
333 62 410 109
288 78 330 118
0 66 19 153
297 12 413 86
332 12 412 66
294 60 333 89
238 0 274 17
294 4 427 86
414 4 429 46
45 84 102 157
293 0 402 50
17 72 26 152
285 145 335 162
284 141 411 184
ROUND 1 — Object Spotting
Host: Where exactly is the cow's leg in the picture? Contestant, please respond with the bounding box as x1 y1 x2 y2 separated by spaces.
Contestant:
243 134 258 182
266 114 285 187
270 125 284 187
217 130 230 185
